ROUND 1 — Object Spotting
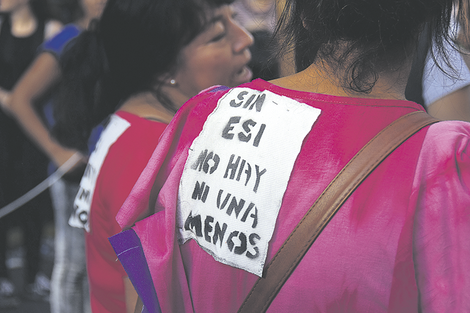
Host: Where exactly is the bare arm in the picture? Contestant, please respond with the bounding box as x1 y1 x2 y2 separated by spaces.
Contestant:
9 52 86 167
427 84 470 122
124 277 139 313
426 34 470 122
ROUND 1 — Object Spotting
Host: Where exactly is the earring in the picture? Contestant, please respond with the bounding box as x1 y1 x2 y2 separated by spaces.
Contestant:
170 79 176 85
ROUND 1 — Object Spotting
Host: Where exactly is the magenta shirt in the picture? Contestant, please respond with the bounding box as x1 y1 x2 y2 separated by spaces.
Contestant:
115 79 470 312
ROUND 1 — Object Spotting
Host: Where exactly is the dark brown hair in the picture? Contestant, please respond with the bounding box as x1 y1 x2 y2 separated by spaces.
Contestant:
277 0 463 93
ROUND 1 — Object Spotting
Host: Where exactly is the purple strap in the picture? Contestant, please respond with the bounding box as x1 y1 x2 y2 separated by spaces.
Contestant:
209 85 230 93
109 229 161 313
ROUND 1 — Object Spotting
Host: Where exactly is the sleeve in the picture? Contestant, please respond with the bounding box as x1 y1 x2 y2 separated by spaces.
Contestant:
41 25 81 59
109 229 161 313
411 121 470 312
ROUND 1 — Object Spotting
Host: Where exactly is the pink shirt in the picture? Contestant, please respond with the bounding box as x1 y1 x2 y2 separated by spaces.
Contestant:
116 79 470 312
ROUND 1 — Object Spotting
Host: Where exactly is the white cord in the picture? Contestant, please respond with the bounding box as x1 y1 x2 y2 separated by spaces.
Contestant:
0 153 83 219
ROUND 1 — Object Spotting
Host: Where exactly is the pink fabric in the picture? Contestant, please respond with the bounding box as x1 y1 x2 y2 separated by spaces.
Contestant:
116 79 470 312
87 111 166 313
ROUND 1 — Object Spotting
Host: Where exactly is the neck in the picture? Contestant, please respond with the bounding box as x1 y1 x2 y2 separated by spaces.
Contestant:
272 59 412 101
118 91 175 124
160 84 193 110
10 5 37 38
76 16 94 30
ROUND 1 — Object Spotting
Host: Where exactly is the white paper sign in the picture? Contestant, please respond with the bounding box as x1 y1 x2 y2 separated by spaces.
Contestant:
69 114 130 232
177 87 321 276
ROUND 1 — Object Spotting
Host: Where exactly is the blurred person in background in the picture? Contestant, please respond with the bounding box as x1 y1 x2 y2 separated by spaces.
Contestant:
53 0 253 311
4 0 106 311
233 0 280 80
406 3 470 122
0 0 61 307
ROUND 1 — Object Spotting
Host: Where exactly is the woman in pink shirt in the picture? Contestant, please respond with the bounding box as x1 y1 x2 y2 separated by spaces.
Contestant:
52 0 253 312
113 0 470 312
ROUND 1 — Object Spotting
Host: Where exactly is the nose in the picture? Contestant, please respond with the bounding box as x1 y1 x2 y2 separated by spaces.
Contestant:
232 22 254 54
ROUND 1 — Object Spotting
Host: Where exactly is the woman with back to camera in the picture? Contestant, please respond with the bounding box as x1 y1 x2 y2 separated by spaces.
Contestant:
53 0 253 312
111 0 470 312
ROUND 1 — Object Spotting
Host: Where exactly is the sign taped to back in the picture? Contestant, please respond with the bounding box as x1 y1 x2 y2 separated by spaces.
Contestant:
178 87 321 276
70 115 130 232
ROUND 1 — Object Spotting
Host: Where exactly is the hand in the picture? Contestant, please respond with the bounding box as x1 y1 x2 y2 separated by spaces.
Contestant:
53 148 89 182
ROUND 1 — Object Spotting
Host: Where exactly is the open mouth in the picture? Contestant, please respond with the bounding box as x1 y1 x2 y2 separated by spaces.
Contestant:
234 65 253 85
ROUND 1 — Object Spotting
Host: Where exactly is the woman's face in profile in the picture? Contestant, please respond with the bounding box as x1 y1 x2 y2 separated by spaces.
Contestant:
172 5 254 101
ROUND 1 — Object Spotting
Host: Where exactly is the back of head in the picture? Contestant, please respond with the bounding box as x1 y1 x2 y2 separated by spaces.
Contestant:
53 0 233 151
278 0 461 93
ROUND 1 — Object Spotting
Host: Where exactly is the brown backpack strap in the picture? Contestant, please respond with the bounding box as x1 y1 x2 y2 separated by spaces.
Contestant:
238 111 439 313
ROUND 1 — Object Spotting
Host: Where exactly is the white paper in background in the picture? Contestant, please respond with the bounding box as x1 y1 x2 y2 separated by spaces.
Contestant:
69 114 130 232
177 87 321 276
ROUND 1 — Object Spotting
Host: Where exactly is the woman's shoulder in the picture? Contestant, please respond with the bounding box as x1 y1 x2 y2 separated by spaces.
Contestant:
115 110 168 132
44 20 63 40
184 85 231 108
180 80 266 117
418 120 470 176
424 120 470 151
174 85 233 127
42 23 81 56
